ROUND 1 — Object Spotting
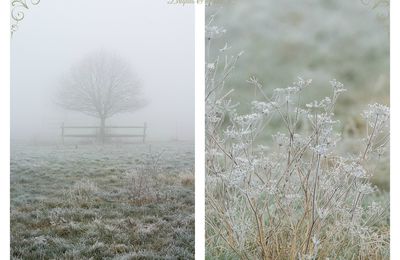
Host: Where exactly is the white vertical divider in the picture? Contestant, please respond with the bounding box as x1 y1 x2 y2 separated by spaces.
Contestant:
195 1 205 259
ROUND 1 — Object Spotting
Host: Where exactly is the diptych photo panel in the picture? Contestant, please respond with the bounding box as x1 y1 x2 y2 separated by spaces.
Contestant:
3 0 393 259
10 1 194 259
205 0 389 259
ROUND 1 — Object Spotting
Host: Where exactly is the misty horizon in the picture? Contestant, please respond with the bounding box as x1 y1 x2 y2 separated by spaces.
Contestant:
11 0 194 143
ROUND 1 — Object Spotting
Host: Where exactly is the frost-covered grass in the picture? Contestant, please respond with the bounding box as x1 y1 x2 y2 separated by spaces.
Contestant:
11 142 194 259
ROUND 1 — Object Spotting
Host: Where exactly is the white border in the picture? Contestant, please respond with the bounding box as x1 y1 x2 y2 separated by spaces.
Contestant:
2 1 397 259
390 0 398 258
0 0 10 257
194 2 205 259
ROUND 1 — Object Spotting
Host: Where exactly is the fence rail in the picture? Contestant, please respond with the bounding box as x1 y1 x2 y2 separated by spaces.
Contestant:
61 122 147 143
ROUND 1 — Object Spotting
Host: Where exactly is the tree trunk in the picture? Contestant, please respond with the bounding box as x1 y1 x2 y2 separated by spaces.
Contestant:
100 117 106 143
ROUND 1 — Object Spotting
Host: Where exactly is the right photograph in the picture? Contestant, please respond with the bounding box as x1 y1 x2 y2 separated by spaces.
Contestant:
205 0 389 259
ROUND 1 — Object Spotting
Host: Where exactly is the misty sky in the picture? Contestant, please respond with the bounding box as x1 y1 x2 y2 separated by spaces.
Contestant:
11 0 194 142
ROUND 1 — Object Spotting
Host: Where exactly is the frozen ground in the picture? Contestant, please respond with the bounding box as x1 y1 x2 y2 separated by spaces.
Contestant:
10 142 194 259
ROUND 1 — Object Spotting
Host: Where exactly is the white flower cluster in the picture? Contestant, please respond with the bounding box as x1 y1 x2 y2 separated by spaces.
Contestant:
330 78 347 94
205 25 226 39
251 101 277 115
361 103 390 128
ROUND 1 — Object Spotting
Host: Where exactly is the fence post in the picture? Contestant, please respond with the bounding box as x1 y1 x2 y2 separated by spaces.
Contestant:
61 122 64 144
143 122 147 143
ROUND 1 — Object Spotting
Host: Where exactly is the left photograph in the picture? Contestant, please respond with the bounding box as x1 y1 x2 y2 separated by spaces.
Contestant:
10 1 194 259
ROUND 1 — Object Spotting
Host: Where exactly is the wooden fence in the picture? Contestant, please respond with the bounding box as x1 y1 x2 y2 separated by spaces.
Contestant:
61 122 147 143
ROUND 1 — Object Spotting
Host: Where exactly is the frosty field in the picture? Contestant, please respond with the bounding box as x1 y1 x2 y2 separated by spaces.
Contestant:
10 142 194 259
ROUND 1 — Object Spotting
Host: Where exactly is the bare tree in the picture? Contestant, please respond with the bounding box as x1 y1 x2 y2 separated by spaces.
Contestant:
57 51 147 142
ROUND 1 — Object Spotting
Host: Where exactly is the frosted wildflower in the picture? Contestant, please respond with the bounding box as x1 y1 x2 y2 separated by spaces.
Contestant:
283 193 301 206
330 79 347 93
358 183 376 195
265 184 278 195
292 134 309 147
205 25 226 39
234 113 261 127
293 77 312 91
243 129 254 136
257 157 272 169
232 143 250 154
285 193 301 200
321 132 341 150
226 129 252 139
273 88 285 94
228 165 249 186
375 147 387 157
247 76 260 86
306 97 332 110
250 158 264 168
251 101 276 115
344 162 367 178
215 99 222 106
224 128 241 139
311 144 330 156
270 101 278 107
294 107 309 117
308 113 339 135
236 157 258 169
220 99 238 113
273 87 299 102
275 78 312 96
251 101 267 114
207 114 221 123
321 96 332 106
246 181 269 197
361 103 390 128
207 63 215 70
260 179 279 195
353 163 368 178
367 202 384 215
306 100 321 109
318 113 338 125
287 86 300 93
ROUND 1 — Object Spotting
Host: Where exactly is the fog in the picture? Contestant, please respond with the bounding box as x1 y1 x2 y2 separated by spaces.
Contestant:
11 0 194 143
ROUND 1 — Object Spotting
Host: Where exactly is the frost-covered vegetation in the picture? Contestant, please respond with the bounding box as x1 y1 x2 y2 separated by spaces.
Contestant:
11 143 194 259
205 6 389 258
207 0 389 119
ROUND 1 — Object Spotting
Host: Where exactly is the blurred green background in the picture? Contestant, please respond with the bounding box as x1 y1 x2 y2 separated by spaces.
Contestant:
207 0 389 116
207 0 389 189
